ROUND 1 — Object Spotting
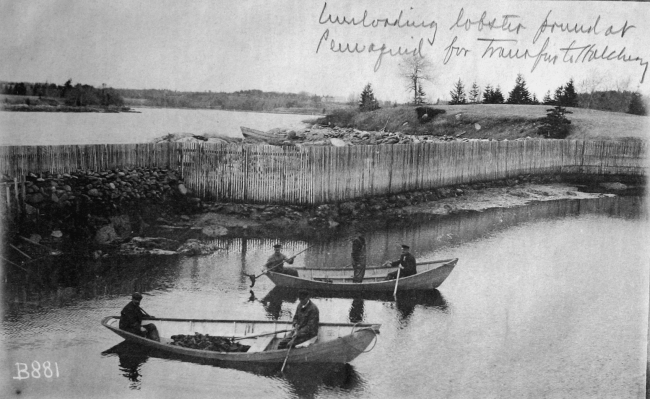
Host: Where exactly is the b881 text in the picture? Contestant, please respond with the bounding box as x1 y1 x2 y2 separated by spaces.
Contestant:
12 361 60 380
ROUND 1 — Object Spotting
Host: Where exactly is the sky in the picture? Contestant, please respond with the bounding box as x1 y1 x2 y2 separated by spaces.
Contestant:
1 0 649 103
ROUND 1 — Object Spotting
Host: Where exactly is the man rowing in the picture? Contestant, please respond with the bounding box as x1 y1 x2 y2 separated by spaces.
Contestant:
119 292 160 341
278 290 320 349
265 244 299 277
384 244 417 280
351 227 367 283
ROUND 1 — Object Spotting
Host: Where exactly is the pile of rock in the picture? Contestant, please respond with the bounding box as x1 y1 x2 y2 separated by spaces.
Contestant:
23 167 200 215
265 125 513 147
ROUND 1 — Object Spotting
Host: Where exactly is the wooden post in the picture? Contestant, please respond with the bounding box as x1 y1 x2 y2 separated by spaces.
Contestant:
14 177 20 214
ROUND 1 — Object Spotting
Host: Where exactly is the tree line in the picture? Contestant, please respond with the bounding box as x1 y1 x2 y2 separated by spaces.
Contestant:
1 79 125 107
1 80 332 112
115 88 329 112
448 74 646 115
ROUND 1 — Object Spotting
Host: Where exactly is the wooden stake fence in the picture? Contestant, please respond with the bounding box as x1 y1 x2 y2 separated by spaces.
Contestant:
0 139 646 206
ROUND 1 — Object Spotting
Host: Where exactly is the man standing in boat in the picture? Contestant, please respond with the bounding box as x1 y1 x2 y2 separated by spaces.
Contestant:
119 292 160 341
384 245 417 280
351 227 367 283
265 244 299 277
278 290 320 349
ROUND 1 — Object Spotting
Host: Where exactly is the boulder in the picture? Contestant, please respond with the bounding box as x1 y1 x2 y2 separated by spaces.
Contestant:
176 239 223 256
95 225 119 245
201 225 228 237
599 182 628 191
109 215 132 239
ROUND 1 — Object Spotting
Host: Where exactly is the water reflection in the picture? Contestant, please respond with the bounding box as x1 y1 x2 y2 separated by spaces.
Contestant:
3 254 180 311
101 341 366 397
257 286 448 324
101 342 150 390
253 288 297 320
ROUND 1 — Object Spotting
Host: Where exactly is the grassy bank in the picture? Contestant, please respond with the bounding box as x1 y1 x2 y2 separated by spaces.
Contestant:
310 104 649 141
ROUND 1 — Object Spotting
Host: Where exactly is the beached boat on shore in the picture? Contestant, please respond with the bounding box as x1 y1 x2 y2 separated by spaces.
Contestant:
241 126 287 145
102 316 379 364
266 258 458 292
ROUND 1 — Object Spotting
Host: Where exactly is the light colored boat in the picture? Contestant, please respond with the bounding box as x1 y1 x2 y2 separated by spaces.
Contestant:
101 316 379 364
267 258 458 292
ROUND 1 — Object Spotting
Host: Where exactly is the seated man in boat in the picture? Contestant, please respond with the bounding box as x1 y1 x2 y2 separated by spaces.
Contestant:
351 228 367 283
278 290 319 349
119 292 160 341
265 244 299 277
384 245 417 280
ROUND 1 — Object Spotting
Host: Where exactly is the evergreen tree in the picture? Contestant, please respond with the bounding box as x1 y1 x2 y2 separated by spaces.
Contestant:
416 84 426 105
562 78 578 107
538 104 572 139
627 92 647 115
506 74 532 104
553 86 565 106
359 83 380 112
469 82 480 103
542 90 554 105
531 93 540 105
492 86 505 104
482 84 493 104
449 78 466 105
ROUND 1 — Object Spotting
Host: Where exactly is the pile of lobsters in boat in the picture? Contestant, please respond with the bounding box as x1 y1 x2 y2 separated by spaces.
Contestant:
170 333 250 352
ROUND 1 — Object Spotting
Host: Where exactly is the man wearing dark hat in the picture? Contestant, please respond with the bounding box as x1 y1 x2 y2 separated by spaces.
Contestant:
278 290 320 349
385 245 417 280
119 292 160 341
265 244 299 277
351 228 367 283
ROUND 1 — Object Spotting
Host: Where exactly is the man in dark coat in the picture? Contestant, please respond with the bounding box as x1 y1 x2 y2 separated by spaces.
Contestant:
119 292 160 341
278 290 320 349
351 231 367 283
385 245 417 280
265 244 298 277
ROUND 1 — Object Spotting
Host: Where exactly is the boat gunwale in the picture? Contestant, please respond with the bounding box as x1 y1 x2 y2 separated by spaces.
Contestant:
101 316 380 359
271 258 458 287
290 258 458 272
102 316 378 328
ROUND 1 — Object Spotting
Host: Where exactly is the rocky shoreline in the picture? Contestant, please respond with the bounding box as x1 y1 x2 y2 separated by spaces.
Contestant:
4 165 643 263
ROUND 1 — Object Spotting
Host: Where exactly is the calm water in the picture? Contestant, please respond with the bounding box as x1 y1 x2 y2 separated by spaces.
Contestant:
1 196 648 398
0 108 313 146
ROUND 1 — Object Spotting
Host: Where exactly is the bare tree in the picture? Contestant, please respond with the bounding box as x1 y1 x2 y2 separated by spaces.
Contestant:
579 71 605 109
398 54 434 105
346 92 357 106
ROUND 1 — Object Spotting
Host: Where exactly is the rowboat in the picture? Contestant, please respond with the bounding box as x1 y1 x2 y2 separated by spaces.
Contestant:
267 258 458 292
101 316 379 364
241 126 287 145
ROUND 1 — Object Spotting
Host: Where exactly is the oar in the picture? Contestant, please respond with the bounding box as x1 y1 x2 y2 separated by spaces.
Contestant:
393 266 402 298
231 329 292 341
248 244 316 288
281 334 296 373
138 305 155 319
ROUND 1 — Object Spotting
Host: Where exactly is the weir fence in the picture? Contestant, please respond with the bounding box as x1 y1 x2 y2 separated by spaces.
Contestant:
0 140 646 206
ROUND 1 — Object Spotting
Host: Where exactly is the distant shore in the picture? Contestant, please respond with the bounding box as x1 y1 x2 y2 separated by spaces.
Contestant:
2 104 139 113
129 104 325 117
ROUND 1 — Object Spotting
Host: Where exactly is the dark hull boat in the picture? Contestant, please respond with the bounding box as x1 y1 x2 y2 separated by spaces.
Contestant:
267 258 458 292
102 317 379 364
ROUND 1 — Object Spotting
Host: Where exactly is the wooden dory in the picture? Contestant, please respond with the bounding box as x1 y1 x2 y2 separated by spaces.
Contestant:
267 258 458 292
241 126 286 146
102 317 379 364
